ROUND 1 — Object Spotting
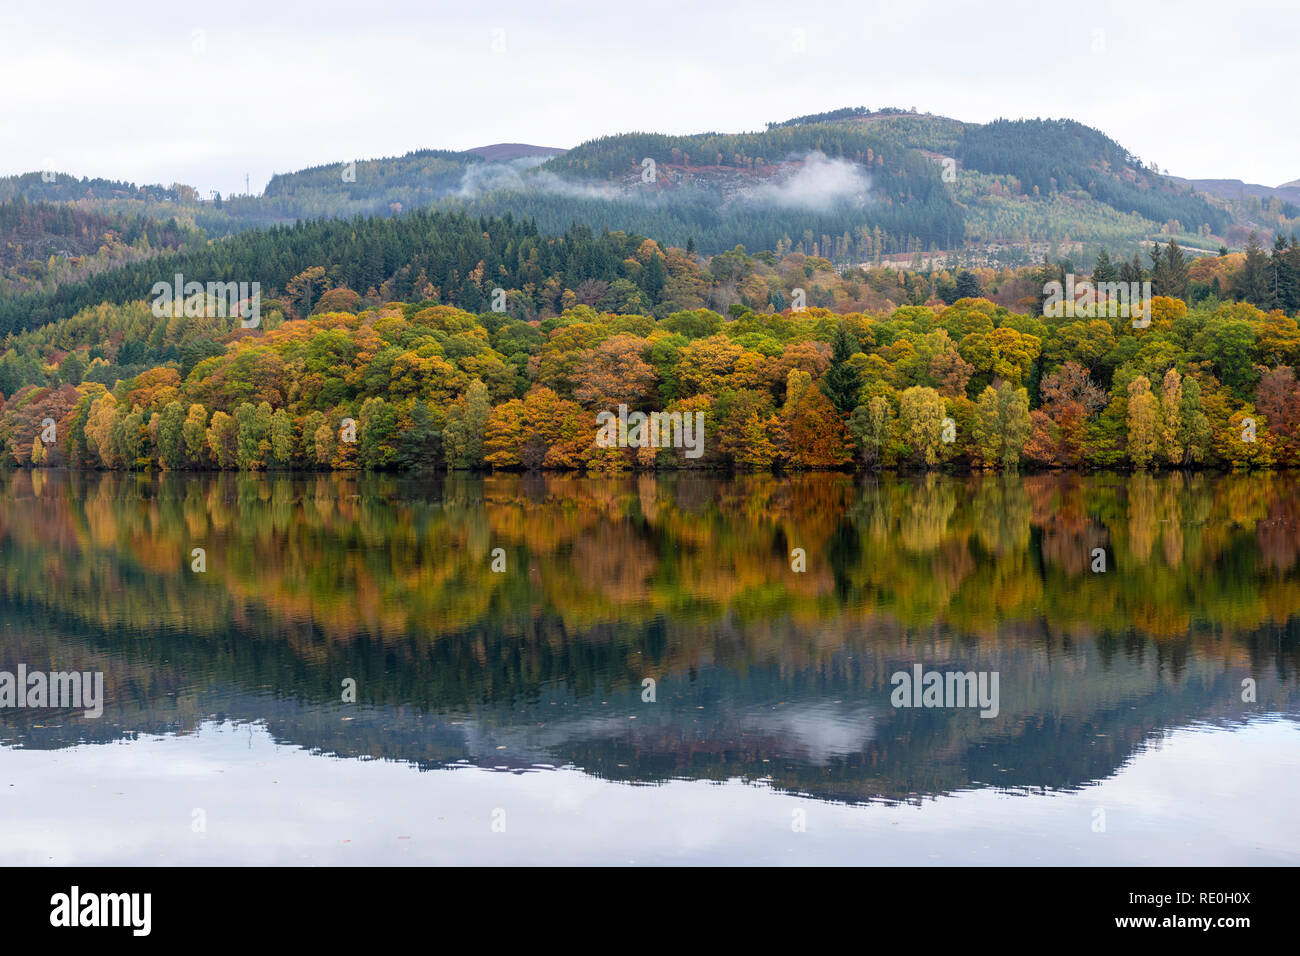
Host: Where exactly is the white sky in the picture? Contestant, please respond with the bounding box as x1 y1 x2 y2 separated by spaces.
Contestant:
2 0 1296 197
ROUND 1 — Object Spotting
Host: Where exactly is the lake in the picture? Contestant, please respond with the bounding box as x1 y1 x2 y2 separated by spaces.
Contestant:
0 469 1297 865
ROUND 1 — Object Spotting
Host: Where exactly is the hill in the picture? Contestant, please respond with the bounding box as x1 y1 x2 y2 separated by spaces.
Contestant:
1 107 1297 337
3 108 1277 263
1170 176 1300 206
0 198 202 300
464 143 567 161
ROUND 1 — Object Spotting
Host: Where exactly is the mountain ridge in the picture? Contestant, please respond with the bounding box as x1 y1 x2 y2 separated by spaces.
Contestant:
0 109 1295 300
1169 176 1300 206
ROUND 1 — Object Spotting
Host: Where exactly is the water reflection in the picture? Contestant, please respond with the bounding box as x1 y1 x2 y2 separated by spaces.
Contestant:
0 470 1296 812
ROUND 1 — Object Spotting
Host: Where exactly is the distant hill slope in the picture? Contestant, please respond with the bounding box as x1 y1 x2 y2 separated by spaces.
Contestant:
0 208 662 336
464 143 567 161
1169 176 1300 205
519 111 1236 257
1 107 1296 322
0 197 202 299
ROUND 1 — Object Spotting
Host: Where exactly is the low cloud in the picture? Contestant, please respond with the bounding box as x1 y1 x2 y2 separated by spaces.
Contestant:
456 157 621 201
451 149 872 211
745 151 872 210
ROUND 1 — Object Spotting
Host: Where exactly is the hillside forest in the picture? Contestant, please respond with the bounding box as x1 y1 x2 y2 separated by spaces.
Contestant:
2 217 1299 474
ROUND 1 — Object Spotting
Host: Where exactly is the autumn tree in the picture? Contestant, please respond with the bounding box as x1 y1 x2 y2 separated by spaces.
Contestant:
995 383 1031 469
286 266 329 317
443 379 491 469
207 410 238 469
269 408 293 467
1216 408 1275 469
572 334 659 409
927 332 975 398
312 416 337 467
1039 361 1105 465
1255 366 1300 466
156 401 187 470
1177 378 1212 465
848 396 894 469
1159 369 1183 465
183 404 208 466
1126 376 1160 468
781 369 851 468
84 392 120 467
899 386 946 467
234 402 273 470
358 397 398 469
734 413 779 469
973 382 1031 469
112 405 145 468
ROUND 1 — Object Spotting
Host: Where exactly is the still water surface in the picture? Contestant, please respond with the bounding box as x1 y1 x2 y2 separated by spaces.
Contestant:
1 470 1297 864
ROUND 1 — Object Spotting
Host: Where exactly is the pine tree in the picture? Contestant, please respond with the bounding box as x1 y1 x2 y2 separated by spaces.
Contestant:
1148 242 1166 296
1268 233 1289 310
1266 233 1300 312
1092 248 1118 283
1035 254 1062 315
1119 252 1144 286
398 401 440 470
1283 234 1300 313
821 322 861 415
1164 240 1189 301
955 270 981 299
1234 232 1270 306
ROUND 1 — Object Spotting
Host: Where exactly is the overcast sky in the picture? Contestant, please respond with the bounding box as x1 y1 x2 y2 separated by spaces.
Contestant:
3 0 1295 197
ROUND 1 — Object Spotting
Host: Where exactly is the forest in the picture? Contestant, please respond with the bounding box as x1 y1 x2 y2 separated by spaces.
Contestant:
959 118 1229 234
0 210 646 334
1 225 1299 475
0 197 202 300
